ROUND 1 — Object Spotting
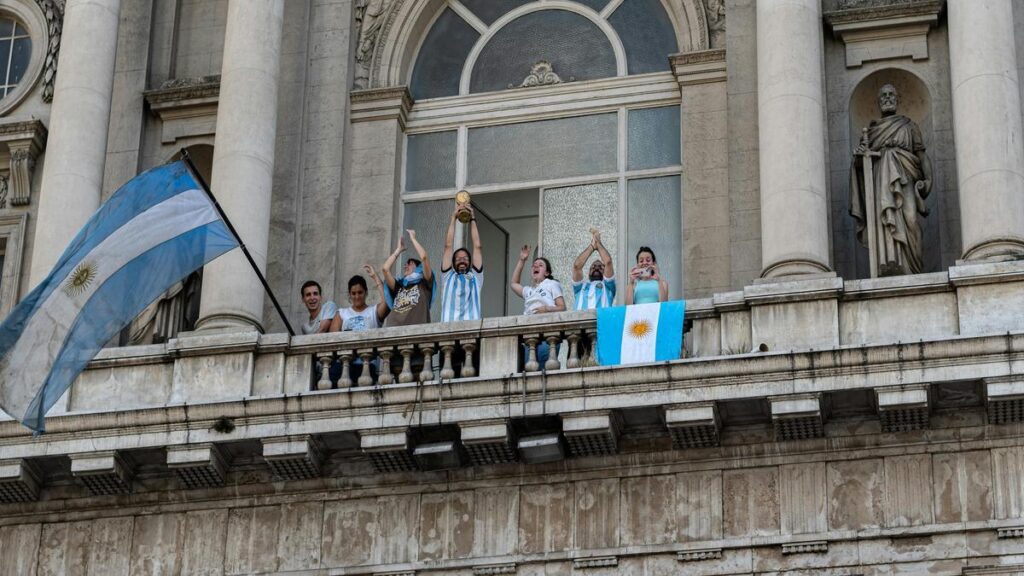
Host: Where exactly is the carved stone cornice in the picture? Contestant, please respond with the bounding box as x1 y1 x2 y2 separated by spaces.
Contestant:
670 49 727 86
144 75 221 106
825 0 943 26
825 0 944 68
144 76 221 144
350 86 413 127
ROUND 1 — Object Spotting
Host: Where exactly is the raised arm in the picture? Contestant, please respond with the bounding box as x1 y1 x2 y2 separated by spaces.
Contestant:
651 263 669 302
510 244 529 297
572 239 595 283
469 206 483 269
381 235 405 291
442 206 459 271
406 229 432 282
593 230 614 279
364 264 389 322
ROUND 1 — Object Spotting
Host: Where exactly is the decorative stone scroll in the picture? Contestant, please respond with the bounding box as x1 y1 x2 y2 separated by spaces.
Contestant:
36 0 64 103
518 60 565 88
0 119 47 207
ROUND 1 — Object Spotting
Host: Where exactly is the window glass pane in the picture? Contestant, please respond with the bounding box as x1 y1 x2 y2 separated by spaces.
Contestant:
628 106 680 170
470 10 616 94
467 113 617 186
14 23 26 36
541 182 619 310
402 199 451 321
10 37 30 84
406 131 457 192
0 40 11 92
627 176 681 299
0 19 13 38
458 0 531 25
608 0 678 74
410 8 480 100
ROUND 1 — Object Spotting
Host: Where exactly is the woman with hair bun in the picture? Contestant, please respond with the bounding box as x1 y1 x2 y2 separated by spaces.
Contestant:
625 246 669 304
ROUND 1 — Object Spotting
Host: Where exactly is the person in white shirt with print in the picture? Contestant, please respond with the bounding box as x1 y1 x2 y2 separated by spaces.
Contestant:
510 245 566 367
571 228 616 310
440 202 484 322
331 265 388 332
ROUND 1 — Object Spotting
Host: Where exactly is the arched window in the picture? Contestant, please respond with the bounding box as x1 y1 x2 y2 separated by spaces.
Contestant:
403 1 683 314
0 16 31 99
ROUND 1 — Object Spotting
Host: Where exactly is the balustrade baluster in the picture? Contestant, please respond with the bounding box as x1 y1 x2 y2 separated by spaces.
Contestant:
316 353 333 390
544 333 562 371
524 335 540 372
337 351 354 388
419 342 436 382
460 340 477 378
584 328 599 367
378 348 394 385
566 332 581 369
439 342 456 380
398 345 415 383
357 348 374 386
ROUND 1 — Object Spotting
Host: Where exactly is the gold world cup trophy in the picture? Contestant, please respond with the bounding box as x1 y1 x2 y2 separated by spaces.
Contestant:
455 190 472 223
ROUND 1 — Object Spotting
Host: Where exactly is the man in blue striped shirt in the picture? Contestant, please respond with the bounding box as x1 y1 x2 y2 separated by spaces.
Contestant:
572 228 616 309
441 202 484 322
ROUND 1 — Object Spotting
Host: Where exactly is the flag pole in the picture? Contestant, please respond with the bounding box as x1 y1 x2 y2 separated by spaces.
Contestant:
180 149 296 336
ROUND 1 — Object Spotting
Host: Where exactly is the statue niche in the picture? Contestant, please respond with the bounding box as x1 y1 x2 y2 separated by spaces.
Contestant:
850 83 933 277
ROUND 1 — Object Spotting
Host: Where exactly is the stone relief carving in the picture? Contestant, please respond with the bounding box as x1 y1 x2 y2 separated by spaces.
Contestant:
0 176 8 210
850 83 933 277
36 0 65 103
517 61 565 88
127 271 201 345
703 0 725 49
354 0 394 89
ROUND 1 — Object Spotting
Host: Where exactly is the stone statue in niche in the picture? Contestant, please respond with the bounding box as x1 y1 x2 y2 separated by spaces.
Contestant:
704 0 725 49
353 0 394 89
850 83 932 277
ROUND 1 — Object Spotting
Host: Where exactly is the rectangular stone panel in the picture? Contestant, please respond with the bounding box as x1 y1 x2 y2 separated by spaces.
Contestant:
322 498 377 568
375 494 420 564
473 487 518 557
418 491 477 561
620 475 677 546
86 517 133 576
884 454 935 527
277 502 323 571
723 467 780 537
129 513 186 576
37 521 90 576
780 462 827 534
574 478 620 550
180 509 228 575
675 470 723 541
519 483 573 554
225 505 282 574
827 458 885 530
933 451 994 523
993 446 1024 520
171 352 254 403
0 523 40 576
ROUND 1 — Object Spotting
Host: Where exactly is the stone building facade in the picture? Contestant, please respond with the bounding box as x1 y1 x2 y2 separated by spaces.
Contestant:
1 0 1024 574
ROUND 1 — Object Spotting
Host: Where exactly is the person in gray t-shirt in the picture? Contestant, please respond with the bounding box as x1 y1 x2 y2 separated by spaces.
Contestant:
299 280 337 335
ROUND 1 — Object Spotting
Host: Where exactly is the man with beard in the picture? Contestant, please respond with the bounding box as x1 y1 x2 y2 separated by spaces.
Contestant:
441 202 484 322
850 83 933 276
571 228 616 310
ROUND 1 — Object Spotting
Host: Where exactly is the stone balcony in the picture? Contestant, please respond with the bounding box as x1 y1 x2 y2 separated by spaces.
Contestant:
1 260 1023 503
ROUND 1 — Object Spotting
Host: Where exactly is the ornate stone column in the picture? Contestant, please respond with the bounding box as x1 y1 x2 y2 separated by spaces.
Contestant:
948 0 1024 261
756 0 831 278
195 0 285 332
29 0 121 286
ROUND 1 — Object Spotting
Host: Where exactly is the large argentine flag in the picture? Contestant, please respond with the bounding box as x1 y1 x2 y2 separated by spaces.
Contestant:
596 301 686 366
0 161 238 432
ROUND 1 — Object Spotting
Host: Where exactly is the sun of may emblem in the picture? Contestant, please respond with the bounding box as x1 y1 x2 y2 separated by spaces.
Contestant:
63 261 98 297
627 318 653 341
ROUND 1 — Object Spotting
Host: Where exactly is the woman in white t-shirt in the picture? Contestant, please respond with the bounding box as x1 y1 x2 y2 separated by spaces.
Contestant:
510 245 566 367
329 266 389 383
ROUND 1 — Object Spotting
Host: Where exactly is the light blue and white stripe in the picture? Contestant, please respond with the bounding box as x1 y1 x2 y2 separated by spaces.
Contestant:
441 268 483 322
596 301 686 366
0 161 238 432
572 277 616 310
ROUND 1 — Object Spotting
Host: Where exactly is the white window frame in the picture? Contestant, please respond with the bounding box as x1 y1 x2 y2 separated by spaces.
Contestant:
0 1 48 116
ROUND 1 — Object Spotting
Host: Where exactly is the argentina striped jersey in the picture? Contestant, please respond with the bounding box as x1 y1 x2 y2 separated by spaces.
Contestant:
572 277 616 310
441 267 483 322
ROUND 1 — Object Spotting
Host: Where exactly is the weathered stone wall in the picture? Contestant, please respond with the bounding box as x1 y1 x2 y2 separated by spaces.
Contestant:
2 413 1023 574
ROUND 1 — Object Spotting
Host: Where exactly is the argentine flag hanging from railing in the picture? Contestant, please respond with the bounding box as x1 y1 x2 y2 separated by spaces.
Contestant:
0 161 238 433
596 301 686 366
